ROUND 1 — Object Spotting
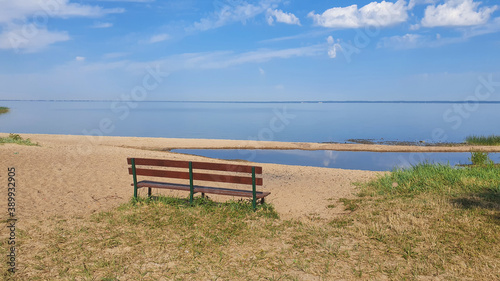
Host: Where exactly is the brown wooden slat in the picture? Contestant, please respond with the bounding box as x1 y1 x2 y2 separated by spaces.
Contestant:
135 181 270 198
127 158 190 168
128 158 262 174
193 173 263 185
192 162 262 174
129 168 190 180
136 181 194 192
128 167 263 185
194 186 270 198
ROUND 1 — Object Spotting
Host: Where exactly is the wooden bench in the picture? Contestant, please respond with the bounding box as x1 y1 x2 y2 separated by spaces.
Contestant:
127 158 270 209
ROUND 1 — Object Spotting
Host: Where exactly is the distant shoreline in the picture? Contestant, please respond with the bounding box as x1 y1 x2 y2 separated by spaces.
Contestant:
3 133 500 153
2 100 500 104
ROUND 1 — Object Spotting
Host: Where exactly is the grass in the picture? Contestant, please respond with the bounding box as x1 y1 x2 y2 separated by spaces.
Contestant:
466 134 500 146
1 164 499 280
0 133 38 146
0 107 8 114
469 151 494 166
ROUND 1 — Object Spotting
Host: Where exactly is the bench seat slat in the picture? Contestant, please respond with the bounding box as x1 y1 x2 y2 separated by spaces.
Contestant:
136 180 270 199
137 181 192 191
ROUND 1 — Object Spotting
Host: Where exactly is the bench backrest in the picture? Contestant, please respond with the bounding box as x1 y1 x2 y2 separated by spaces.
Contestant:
127 158 263 186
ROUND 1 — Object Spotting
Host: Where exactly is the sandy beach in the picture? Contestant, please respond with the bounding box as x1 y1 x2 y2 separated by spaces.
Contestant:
2 133 500 226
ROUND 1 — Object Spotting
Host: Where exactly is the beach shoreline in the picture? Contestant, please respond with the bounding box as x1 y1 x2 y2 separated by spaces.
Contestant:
6 132 500 152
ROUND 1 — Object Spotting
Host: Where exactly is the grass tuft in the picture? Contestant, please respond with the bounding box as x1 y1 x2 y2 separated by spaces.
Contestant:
469 151 494 166
466 134 500 146
0 106 8 114
364 163 500 197
0 133 39 146
130 195 280 219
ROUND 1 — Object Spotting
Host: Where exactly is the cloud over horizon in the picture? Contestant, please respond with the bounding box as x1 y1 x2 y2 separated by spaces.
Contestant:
267 9 301 25
308 0 408 28
191 0 278 31
421 0 498 27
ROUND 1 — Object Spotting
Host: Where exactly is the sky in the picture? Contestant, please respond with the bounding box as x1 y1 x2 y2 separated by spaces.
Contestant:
0 0 499 101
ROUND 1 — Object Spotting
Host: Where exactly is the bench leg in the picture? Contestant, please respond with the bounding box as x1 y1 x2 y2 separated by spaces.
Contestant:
148 187 152 198
261 198 265 205
201 193 205 198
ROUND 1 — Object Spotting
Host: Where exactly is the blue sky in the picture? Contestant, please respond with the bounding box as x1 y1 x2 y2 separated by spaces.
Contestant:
0 0 499 101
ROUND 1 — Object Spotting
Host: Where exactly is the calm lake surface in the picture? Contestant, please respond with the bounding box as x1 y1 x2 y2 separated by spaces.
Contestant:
2 100 498 170
1 100 499 143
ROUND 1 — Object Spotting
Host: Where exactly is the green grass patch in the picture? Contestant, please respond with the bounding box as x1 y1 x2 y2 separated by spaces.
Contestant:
362 163 500 198
466 134 500 146
469 151 494 166
0 106 8 114
131 195 280 219
0 133 39 146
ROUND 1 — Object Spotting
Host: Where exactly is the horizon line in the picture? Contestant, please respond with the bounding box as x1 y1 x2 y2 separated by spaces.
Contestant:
1 99 500 104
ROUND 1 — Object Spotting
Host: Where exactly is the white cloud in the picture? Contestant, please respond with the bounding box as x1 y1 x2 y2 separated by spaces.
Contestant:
308 0 408 28
380 16 500 49
259 67 266 75
191 0 277 31
0 0 124 24
266 9 301 25
378 33 424 49
116 44 325 74
421 0 498 27
410 23 421 30
75 56 85 61
326 36 342 58
462 16 500 37
378 31 477 49
0 25 69 53
92 22 113 28
0 1 123 52
174 45 324 69
149 33 170 43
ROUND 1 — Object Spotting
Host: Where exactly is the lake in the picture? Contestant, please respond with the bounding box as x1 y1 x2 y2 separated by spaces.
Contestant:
1 100 499 143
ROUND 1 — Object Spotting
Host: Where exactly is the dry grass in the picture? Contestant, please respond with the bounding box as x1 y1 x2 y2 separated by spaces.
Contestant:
1 164 499 280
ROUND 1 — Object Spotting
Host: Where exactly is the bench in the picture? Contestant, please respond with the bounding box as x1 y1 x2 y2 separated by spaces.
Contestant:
127 158 270 209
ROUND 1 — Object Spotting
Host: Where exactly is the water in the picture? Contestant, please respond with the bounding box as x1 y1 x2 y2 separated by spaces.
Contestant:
172 149 500 171
1 100 499 143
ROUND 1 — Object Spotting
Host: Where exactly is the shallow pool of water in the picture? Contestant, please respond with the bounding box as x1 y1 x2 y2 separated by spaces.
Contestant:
172 149 500 171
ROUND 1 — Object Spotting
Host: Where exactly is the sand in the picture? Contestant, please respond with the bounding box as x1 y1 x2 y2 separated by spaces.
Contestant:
2 133 499 226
